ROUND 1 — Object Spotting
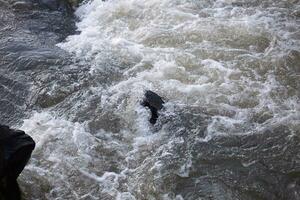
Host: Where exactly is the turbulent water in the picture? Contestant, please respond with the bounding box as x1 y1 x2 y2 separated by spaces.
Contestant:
1 0 300 199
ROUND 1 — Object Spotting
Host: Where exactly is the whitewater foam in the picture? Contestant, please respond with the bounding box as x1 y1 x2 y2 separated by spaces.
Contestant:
19 0 300 199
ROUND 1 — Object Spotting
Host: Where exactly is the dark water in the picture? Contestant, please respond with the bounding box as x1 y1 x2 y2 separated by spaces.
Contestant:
1 0 300 200
0 0 76 125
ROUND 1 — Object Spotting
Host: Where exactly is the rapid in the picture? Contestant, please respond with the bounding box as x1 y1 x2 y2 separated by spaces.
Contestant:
1 0 300 199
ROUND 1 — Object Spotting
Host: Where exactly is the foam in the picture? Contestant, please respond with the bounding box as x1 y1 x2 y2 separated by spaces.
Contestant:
23 0 300 198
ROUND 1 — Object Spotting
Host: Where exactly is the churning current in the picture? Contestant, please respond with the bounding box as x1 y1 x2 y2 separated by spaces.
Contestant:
19 0 299 199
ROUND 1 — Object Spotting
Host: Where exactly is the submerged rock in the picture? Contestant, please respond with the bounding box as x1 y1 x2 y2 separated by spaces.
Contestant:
141 90 165 124
0 125 35 200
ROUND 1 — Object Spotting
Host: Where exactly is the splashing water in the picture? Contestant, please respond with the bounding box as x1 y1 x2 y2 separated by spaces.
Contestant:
19 0 300 199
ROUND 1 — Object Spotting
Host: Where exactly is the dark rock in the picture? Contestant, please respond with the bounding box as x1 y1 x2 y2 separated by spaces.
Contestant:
0 125 35 200
142 90 164 124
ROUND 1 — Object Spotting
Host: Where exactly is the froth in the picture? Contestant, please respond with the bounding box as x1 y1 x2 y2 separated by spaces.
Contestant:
21 0 300 199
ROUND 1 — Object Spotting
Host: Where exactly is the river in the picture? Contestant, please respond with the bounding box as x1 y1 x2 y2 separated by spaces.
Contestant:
1 0 300 199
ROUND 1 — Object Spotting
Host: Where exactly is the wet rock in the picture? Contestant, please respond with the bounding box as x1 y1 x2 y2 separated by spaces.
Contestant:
142 90 164 124
0 125 35 200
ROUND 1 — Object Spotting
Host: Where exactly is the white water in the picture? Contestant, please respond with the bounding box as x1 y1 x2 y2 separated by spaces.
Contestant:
20 0 300 199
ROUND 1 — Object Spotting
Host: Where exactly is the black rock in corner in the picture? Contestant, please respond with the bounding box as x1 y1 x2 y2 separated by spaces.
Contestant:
0 125 35 200
142 90 165 124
